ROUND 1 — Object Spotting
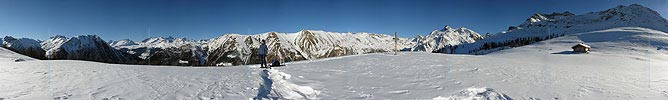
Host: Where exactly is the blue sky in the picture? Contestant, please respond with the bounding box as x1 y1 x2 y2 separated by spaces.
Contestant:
1 0 667 41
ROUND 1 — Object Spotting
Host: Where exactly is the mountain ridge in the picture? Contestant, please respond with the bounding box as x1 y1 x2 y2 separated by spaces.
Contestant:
2 4 663 66
452 4 668 54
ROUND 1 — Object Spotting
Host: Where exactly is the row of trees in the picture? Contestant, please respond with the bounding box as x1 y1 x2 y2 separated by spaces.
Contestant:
433 45 458 54
470 33 565 54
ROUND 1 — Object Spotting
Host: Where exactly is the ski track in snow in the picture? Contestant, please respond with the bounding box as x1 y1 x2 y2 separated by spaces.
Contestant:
253 69 320 100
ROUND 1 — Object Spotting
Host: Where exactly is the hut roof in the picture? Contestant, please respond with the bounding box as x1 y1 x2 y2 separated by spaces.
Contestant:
572 43 591 48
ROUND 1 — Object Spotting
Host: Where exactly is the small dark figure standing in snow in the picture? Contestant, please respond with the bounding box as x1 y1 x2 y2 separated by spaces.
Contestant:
259 40 269 68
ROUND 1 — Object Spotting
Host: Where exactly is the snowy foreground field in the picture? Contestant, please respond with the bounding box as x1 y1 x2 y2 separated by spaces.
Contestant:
2 27 668 100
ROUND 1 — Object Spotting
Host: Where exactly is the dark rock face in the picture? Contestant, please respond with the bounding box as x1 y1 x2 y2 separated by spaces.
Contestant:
507 26 520 32
44 47 67 59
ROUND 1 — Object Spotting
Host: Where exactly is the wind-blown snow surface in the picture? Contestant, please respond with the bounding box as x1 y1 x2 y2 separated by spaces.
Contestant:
1 27 667 99
0 47 36 61
0 53 259 99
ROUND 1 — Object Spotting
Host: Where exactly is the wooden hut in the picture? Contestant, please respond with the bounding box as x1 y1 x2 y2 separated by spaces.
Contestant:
571 43 591 53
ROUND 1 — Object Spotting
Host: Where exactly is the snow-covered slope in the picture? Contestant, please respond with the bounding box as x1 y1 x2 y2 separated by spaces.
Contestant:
1 27 666 100
0 47 37 61
2 36 45 59
1 26 477 66
271 27 668 99
456 4 668 54
410 25 483 53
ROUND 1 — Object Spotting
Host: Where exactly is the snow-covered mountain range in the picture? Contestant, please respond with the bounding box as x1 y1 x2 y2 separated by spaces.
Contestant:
205 30 417 66
408 25 484 53
453 4 668 54
3 4 665 67
1 36 45 59
108 36 209 66
2 3 668 100
103 29 481 66
108 39 138 47
2 26 667 99
41 35 138 63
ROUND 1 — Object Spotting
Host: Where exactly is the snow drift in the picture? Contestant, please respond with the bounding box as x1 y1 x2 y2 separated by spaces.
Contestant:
432 87 512 100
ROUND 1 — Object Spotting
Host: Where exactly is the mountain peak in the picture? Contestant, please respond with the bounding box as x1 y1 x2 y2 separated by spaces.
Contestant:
610 4 651 11
3 36 15 40
165 36 175 40
433 25 473 34
613 4 645 9
141 36 172 43
629 4 642 7
440 25 453 31
2 36 41 47
298 29 314 34
594 4 664 22
298 29 315 35
522 11 575 26
50 35 67 39
72 35 101 40
109 39 138 47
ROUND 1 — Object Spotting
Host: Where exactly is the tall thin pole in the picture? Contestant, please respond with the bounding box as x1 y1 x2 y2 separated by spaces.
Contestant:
394 32 398 55
648 37 651 89
147 28 151 65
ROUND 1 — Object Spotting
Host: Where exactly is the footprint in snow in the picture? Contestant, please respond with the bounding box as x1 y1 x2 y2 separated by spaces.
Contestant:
469 68 479 72
387 90 410 94
52 94 72 100
433 87 512 100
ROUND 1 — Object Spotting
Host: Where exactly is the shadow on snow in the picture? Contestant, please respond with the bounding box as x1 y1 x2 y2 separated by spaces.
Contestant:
253 69 277 100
